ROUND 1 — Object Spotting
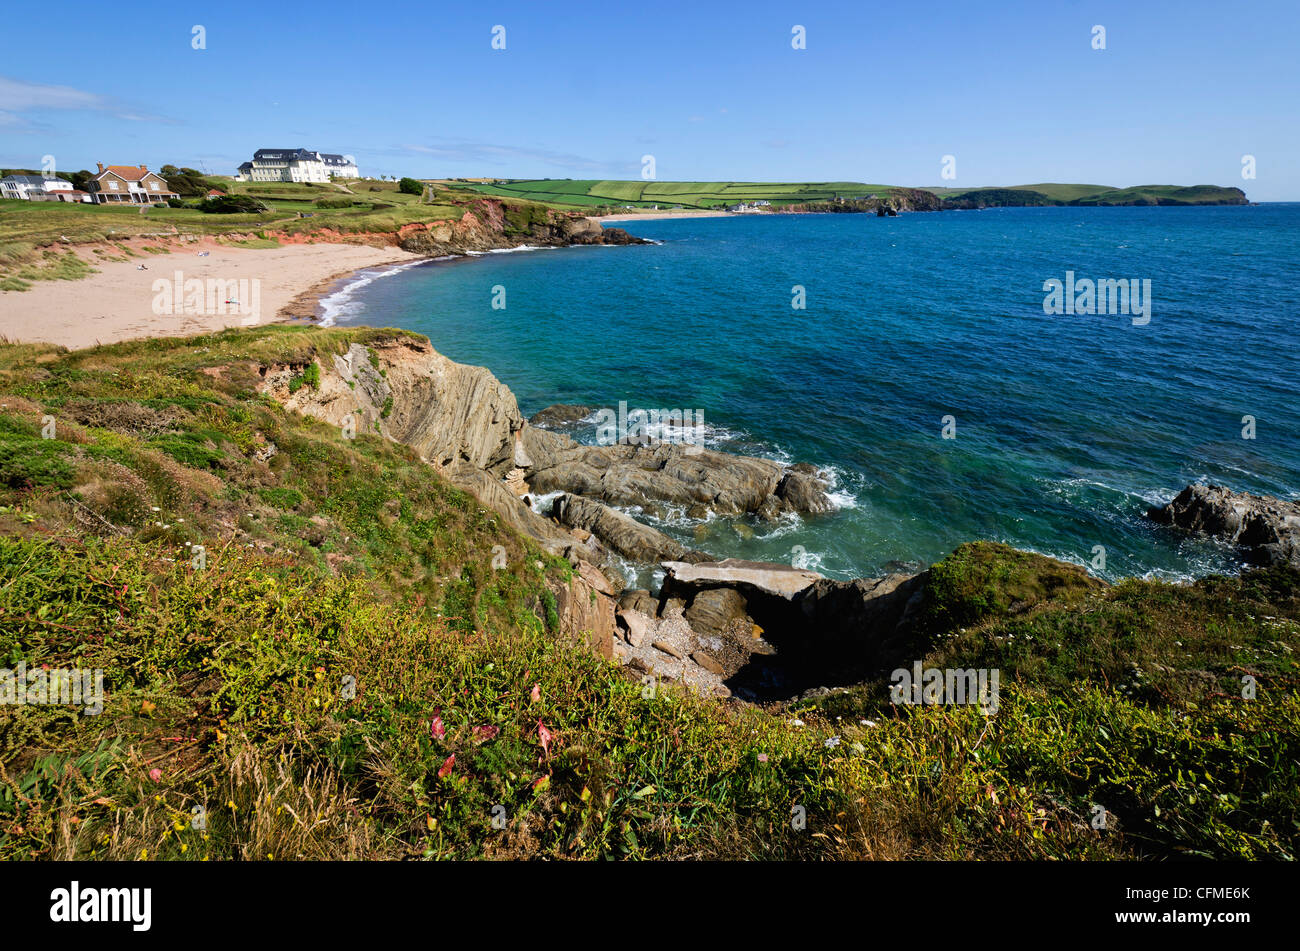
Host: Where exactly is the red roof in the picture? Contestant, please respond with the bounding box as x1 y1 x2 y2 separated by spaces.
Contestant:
108 165 153 181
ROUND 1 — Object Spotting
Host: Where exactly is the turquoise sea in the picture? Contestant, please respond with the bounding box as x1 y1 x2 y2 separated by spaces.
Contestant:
324 205 1300 582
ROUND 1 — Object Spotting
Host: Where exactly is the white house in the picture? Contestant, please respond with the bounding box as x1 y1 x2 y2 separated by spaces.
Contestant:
0 175 74 200
235 148 359 183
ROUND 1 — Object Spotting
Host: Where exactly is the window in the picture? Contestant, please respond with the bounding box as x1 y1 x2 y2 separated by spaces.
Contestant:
109 181 119 190
150 182 158 191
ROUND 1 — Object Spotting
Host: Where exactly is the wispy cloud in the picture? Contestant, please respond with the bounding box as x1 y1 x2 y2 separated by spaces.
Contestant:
0 76 176 124
0 110 46 134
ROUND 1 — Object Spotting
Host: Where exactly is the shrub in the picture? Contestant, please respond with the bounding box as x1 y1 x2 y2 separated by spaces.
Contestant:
198 195 269 214
398 177 424 196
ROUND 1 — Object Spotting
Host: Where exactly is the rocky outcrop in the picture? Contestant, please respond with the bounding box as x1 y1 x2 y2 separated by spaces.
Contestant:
397 198 646 257
544 568 616 660
553 493 710 564
258 332 841 676
528 404 595 429
1148 484 1300 567
661 558 823 601
522 427 833 520
786 188 943 215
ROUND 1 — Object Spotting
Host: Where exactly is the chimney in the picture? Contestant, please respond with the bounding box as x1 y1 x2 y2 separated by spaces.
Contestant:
96 162 104 173
141 164 147 172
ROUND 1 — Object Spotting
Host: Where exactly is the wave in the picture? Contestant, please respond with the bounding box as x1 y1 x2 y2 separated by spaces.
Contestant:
465 245 560 256
318 259 428 326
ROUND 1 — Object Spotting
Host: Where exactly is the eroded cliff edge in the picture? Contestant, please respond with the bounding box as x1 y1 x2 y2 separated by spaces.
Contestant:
257 331 1298 702
256 331 930 699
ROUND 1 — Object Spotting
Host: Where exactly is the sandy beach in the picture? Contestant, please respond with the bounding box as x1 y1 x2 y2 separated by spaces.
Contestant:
0 242 421 350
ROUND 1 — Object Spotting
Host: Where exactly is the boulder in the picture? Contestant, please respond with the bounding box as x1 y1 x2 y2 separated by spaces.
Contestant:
617 609 653 648
618 589 658 615
775 468 835 514
683 587 752 639
528 404 595 429
1148 484 1300 567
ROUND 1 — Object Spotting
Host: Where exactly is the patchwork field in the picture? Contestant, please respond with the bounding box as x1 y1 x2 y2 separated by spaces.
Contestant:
447 179 900 210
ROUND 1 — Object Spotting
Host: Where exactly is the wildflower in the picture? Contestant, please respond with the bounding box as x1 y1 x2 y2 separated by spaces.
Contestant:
757 753 768 763
148 768 163 782
789 718 804 727
824 736 841 749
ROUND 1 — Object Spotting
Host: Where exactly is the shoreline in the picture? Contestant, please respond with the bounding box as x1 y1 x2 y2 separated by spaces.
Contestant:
0 242 421 350
591 210 737 223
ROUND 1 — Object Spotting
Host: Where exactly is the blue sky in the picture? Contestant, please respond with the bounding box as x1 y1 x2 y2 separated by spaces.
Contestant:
2 0 1296 199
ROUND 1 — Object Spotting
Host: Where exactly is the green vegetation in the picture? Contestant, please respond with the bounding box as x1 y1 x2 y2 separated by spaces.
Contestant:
0 328 1294 861
159 165 220 198
932 183 1248 206
398 177 424 196
442 179 1246 211
0 247 95 292
449 178 899 210
197 195 269 215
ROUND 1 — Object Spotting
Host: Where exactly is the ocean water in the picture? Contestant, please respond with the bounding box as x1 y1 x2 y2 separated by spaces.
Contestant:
327 205 1300 582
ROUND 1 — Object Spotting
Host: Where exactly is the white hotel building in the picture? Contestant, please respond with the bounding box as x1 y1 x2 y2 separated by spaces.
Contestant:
235 149 360 183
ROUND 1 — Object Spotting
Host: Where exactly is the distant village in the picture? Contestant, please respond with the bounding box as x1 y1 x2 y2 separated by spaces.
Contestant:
0 148 362 205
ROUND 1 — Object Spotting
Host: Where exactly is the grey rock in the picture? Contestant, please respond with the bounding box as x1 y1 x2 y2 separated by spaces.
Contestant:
1148 484 1300 567
683 587 751 639
618 589 657 615
553 493 711 564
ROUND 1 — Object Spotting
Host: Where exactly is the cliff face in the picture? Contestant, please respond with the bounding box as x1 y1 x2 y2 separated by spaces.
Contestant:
783 188 945 215
397 198 645 256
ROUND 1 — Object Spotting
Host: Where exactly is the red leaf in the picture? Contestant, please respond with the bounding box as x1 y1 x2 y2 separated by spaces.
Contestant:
437 754 455 778
537 718 553 758
429 711 445 740
529 683 541 703
472 725 500 742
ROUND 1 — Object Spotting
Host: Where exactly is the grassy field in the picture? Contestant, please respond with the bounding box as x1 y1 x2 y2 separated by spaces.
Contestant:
0 325 1295 860
445 179 900 210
